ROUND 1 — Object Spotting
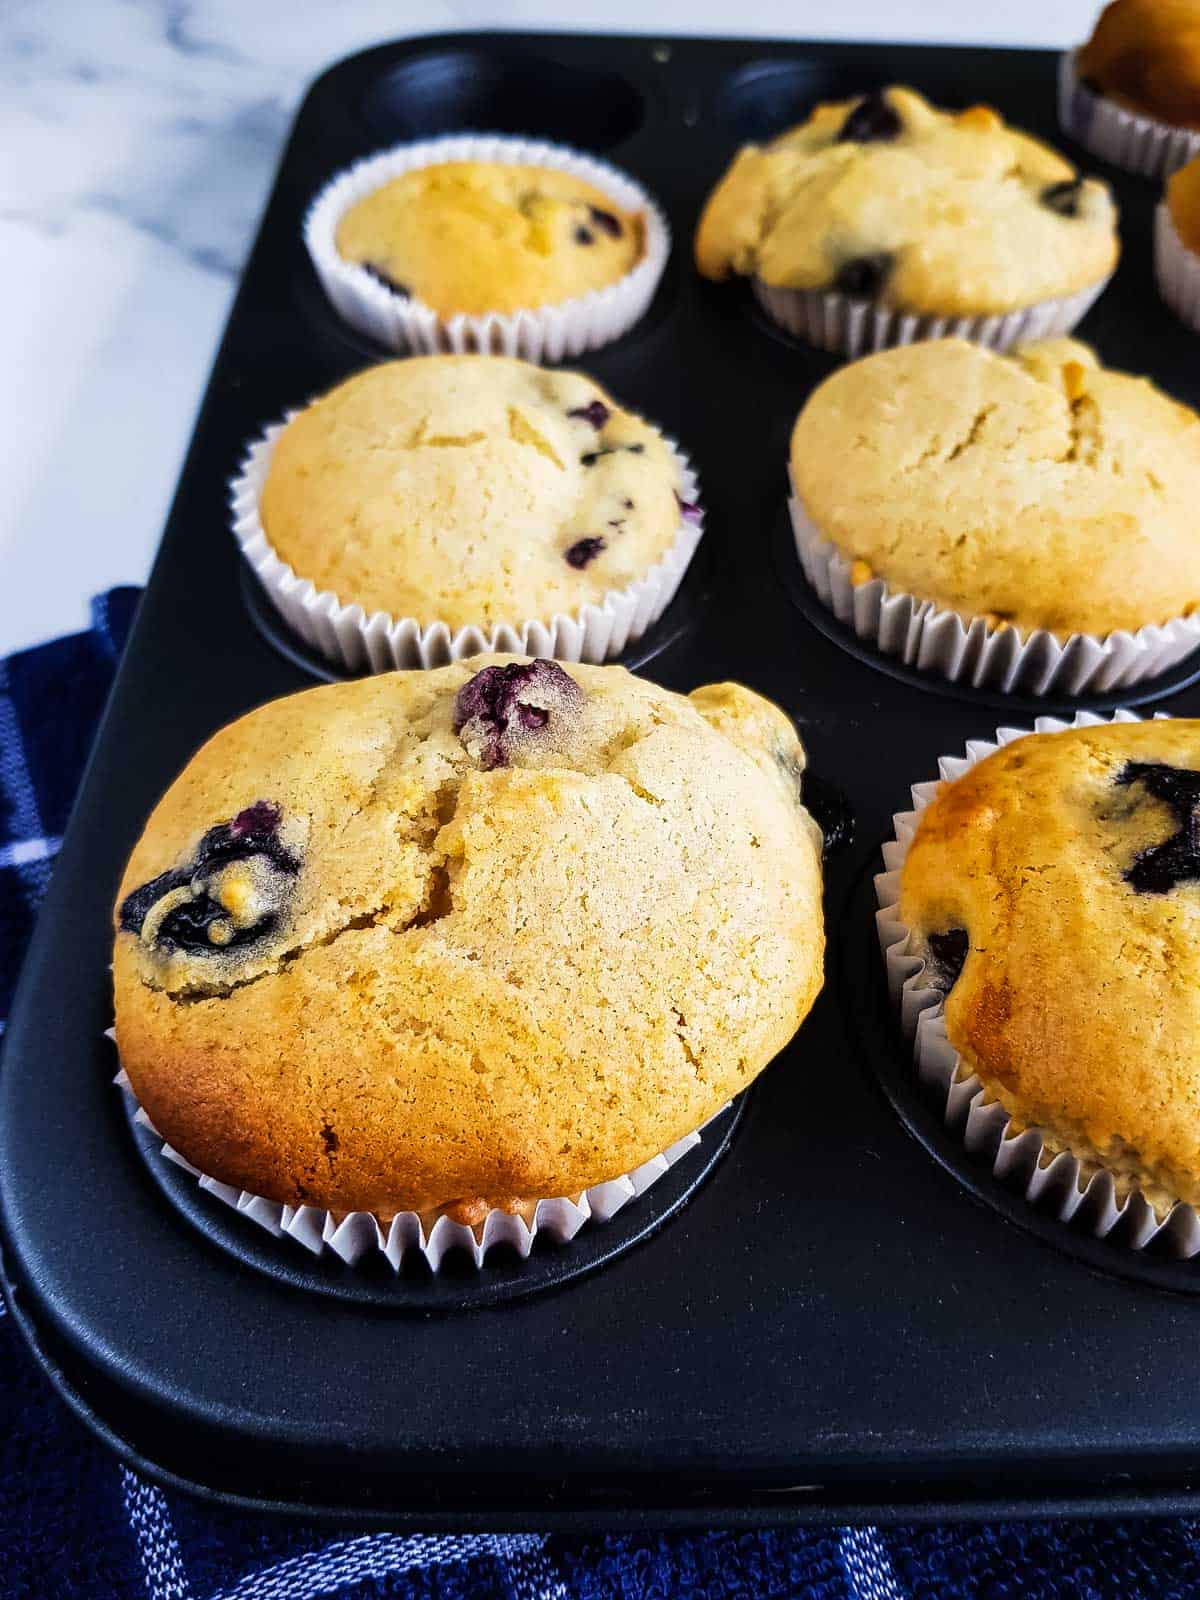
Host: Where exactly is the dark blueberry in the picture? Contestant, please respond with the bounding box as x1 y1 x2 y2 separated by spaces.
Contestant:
119 801 300 956
588 205 623 238
567 400 610 429
1114 763 1200 894
454 660 584 770
837 91 902 144
360 262 410 297
833 253 894 299
675 491 703 526
927 928 969 991
1041 178 1085 218
574 226 596 246
626 443 644 454
565 536 606 568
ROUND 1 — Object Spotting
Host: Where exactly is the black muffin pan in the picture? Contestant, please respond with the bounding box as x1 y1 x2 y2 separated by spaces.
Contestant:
5 30 1200 1529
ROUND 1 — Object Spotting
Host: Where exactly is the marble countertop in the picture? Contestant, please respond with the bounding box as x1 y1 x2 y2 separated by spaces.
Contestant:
2 0 1095 655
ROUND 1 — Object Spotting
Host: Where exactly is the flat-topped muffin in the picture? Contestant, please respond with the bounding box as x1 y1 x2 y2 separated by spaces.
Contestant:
900 719 1200 1217
1077 0 1200 131
334 161 645 317
790 337 1200 637
113 659 825 1219
696 86 1118 315
259 356 687 631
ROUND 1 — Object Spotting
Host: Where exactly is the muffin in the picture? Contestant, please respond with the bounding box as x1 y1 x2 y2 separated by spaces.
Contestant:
305 135 670 360
234 355 704 674
113 658 825 1237
1063 0 1200 177
890 717 1200 1236
695 86 1118 357
789 337 1200 694
1156 155 1200 327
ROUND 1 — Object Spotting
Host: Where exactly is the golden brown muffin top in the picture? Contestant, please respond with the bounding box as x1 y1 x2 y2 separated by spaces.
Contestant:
335 160 645 317
113 659 825 1217
900 720 1200 1215
1078 0 1200 131
790 337 1200 637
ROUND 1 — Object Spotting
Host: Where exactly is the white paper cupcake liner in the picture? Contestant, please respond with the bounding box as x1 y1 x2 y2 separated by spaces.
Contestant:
231 417 704 673
788 486 1200 696
754 273 1108 359
113 1060 726 1273
1155 202 1200 331
874 708 1200 1258
304 134 670 361
1058 50 1200 179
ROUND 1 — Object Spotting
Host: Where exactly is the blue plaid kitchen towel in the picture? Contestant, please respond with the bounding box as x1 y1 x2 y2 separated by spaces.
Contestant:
3 590 1200 1599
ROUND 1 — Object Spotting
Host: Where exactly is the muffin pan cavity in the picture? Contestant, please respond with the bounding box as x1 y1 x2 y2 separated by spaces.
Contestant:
715 58 875 143
361 48 644 151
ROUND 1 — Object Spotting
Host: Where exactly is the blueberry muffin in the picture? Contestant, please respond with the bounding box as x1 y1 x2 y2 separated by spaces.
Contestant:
900 719 1200 1216
112 658 825 1219
334 161 645 318
1077 0 1200 131
257 355 692 633
790 337 1200 636
1158 155 1200 327
696 86 1118 318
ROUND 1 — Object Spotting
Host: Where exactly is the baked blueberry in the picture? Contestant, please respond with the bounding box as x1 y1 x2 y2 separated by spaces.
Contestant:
567 400 610 429
833 253 895 298
574 225 596 246
588 205 623 238
1115 762 1200 893
360 261 410 297
1041 178 1085 218
927 927 969 990
119 800 299 956
454 660 584 770
565 536 606 568
837 91 903 144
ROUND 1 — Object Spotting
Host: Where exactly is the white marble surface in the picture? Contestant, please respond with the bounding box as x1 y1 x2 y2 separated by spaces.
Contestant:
1 0 1096 655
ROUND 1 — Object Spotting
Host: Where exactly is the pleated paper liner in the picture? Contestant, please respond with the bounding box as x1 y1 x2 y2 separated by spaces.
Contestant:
754 273 1109 360
788 486 1200 697
874 708 1200 1258
113 1058 728 1274
231 416 704 674
304 132 670 360
1059 51 1200 180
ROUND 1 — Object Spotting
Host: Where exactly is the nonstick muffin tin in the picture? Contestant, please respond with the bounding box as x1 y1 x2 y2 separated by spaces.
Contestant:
6 31 1200 1529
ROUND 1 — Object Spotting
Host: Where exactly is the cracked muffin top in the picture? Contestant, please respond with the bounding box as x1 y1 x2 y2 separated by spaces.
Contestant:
790 337 1200 637
695 86 1118 314
900 719 1200 1216
334 161 645 317
1077 0 1200 131
259 355 687 630
112 658 825 1219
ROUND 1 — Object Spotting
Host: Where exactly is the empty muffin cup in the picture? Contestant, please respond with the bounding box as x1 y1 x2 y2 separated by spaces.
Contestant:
231 414 704 674
875 708 1200 1258
1058 51 1200 180
304 133 670 361
788 481 1200 696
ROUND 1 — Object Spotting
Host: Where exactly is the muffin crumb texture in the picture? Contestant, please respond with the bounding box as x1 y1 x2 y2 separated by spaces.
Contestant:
899 720 1200 1217
695 86 1118 313
335 160 645 317
1078 0 1200 131
113 660 825 1218
790 337 1200 636
259 356 684 631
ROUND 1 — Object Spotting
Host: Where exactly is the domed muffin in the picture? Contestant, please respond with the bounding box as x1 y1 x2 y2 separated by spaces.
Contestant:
898 719 1200 1217
1063 1 1200 175
334 160 644 317
113 658 825 1220
696 86 1117 354
1157 155 1200 327
790 337 1200 651
241 355 701 671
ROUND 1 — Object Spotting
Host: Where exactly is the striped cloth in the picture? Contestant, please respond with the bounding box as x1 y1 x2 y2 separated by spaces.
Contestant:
2 590 1199 1598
